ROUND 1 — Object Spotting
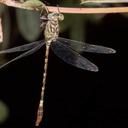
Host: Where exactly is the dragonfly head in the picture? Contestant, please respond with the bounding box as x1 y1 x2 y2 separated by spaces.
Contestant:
48 13 64 21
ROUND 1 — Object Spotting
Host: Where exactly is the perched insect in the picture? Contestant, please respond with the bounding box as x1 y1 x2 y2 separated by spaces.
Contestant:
0 5 116 126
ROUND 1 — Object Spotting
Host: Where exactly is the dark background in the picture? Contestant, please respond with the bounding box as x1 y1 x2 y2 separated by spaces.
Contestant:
0 2 127 128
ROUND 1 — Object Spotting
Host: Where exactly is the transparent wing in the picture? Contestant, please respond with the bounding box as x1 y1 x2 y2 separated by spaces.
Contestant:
58 37 116 54
0 40 43 54
51 40 98 72
0 42 45 69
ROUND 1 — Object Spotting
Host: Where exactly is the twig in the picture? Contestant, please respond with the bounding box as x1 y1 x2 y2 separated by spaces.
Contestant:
48 6 128 14
1 0 128 14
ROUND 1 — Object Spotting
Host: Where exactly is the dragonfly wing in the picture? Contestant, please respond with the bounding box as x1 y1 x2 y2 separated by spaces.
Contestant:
0 42 45 69
58 37 116 54
51 40 98 72
0 40 43 54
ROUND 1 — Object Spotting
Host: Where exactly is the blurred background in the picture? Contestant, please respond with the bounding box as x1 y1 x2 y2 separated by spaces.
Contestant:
0 0 127 128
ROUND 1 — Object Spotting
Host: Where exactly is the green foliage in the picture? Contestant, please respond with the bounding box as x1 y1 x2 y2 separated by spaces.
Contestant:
0 100 9 124
0 4 5 15
22 0 46 9
16 9 41 41
60 0 104 42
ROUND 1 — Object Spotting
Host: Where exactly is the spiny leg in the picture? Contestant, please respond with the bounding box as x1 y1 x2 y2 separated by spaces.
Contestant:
35 44 50 126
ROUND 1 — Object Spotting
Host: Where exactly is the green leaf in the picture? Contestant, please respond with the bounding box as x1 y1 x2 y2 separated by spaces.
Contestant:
0 100 9 124
69 14 86 52
16 8 41 41
0 4 5 15
22 0 48 12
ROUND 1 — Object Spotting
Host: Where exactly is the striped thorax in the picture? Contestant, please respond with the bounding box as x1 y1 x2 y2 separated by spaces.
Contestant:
44 12 64 45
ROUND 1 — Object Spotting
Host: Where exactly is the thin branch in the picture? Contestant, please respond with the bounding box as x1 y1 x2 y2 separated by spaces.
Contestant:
1 0 128 14
48 6 128 14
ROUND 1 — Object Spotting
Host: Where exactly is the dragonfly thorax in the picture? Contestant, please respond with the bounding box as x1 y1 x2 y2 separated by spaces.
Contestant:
44 12 64 45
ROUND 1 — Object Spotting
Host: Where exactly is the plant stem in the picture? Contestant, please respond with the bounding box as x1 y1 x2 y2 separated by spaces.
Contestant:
1 0 128 14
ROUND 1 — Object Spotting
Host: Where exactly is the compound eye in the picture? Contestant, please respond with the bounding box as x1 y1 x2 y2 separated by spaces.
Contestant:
59 14 64 21
48 13 55 20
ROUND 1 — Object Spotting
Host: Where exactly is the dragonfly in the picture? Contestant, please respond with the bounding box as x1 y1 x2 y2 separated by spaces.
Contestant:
0 9 116 127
